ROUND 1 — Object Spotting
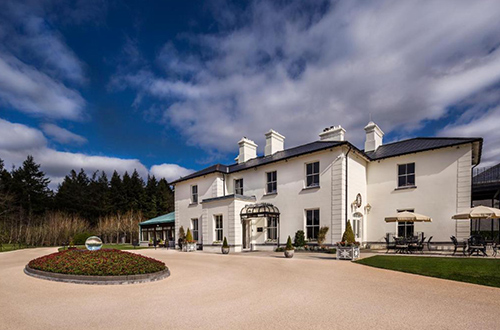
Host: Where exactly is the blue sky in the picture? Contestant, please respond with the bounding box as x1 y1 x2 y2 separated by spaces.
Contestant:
1 0 500 188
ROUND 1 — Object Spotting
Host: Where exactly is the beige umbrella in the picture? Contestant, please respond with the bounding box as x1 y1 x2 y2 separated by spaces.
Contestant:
451 205 500 219
385 211 432 223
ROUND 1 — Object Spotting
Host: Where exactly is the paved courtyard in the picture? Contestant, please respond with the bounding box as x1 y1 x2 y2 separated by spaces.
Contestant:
1 248 500 330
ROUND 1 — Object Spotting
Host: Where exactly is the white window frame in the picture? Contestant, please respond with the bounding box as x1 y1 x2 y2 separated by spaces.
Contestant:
267 217 278 241
191 218 199 241
397 209 415 237
266 171 277 194
214 214 223 242
397 163 415 188
191 185 198 204
305 161 320 188
305 209 320 240
234 178 244 195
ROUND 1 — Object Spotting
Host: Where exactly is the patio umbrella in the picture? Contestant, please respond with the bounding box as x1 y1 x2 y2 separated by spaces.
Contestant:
384 211 432 223
452 205 500 237
451 205 500 219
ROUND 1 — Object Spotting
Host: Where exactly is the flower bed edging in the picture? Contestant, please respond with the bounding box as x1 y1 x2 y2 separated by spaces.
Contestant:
24 265 170 285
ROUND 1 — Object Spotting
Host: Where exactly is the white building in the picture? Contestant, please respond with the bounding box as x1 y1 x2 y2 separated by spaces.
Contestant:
171 122 482 252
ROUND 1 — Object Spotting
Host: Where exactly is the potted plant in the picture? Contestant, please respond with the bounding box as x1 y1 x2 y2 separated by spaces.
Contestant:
284 236 294 258
317 226 329 247
183 228 197 252
221 237 230 254
336 220 360 260
178 226 186 250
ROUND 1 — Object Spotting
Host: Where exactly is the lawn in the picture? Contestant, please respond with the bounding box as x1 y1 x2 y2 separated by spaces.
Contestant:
356 256 500 288
0 243 34 253
58 244 151 252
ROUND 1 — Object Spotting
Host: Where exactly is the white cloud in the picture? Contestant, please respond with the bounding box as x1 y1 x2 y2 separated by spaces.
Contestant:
0 119 192 189
0 118 46 151
0 53 86 120
150 164 195 183
439 106 500 167
41 123 87 145
116 0 500 156
0 0 87 120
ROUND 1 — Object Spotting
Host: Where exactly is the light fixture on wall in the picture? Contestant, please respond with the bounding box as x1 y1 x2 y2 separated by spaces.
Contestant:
364 203 372 213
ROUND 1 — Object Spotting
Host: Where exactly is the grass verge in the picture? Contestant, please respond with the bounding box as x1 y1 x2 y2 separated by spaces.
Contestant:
355 255 500 288
58 244 151 252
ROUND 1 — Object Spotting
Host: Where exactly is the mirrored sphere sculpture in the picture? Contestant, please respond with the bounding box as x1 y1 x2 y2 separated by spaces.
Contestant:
85 236 103 251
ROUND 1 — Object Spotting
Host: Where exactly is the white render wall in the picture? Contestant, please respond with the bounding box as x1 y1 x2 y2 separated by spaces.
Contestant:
365 144 473 243
175 141 475 250
175 147 350 247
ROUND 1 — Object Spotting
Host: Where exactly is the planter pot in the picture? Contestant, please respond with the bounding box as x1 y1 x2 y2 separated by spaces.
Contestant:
284 250 294 258
336 246 360 260
182 242 197 252
221 246 230 254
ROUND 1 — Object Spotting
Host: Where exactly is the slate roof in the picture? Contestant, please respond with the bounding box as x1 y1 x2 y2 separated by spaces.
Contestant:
364 137 482 160
171 137 482 184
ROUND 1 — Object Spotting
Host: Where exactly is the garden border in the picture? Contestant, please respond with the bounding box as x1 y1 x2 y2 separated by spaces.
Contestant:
24 265 170 285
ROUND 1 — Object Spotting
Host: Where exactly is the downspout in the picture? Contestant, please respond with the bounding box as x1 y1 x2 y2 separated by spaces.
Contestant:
345 147 352 227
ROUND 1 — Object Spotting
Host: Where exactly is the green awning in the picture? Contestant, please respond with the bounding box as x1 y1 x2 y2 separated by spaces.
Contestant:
139 212 175 226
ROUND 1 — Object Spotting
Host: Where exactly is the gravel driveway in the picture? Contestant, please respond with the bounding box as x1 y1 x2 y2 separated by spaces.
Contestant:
1 248 499 330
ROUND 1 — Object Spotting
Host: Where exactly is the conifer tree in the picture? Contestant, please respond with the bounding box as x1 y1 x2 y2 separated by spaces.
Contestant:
11 155 51 216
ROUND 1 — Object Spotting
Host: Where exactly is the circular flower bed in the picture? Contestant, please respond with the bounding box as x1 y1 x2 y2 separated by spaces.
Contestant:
28 249 166 276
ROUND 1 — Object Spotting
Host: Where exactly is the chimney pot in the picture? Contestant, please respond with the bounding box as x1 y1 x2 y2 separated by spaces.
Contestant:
319 125 346 141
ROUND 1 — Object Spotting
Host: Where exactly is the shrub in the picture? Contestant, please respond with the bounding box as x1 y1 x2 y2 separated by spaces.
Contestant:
317 226 329 246
286 236 294 250
73 232 95 245
294 230 306 247
341 220 356 245
186 228 194 242
222 236 229 248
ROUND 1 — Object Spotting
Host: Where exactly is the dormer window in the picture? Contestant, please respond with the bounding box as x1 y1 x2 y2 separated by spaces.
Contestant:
398 163 415 187
191 185 198 203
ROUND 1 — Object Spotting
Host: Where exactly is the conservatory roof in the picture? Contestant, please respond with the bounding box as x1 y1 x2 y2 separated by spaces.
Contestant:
139 212 175 226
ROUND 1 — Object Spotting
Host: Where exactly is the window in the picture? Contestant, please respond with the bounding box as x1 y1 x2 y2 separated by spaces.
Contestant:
234 179 243 195
266 171 277 194
398 163 415 187
191 218 199 241
267 217 277 240
306 162 320 187
398 222 414 238
191 185 198 203
214 215 223 241
306 209 320 240
397 209 414 238
353 219 361 239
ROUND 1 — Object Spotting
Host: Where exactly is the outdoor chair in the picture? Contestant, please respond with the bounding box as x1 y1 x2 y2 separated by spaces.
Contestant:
415 236 426 253
450 236 466 256
394 237 409 254
467 235 487 257
426 236 433 251
493 243 498 258
384 237 396 253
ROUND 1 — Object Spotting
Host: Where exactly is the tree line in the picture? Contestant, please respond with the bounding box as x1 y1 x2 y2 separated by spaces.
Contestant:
0 155 174 246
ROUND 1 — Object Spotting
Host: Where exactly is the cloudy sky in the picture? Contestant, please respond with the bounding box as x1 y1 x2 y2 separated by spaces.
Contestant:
1 0 500 188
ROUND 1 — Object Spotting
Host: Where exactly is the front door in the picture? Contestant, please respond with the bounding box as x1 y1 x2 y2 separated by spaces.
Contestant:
242 220 251 250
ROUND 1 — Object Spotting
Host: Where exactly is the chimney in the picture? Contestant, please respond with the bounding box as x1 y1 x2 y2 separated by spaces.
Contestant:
264 129 285 156
364 121 384 152
319 125 346 141
236 137 258 164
